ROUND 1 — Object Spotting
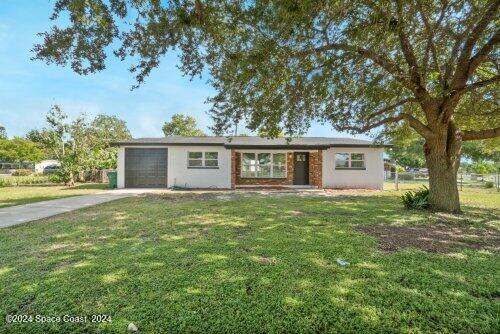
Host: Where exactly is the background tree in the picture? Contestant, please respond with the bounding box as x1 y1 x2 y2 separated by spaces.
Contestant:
91 114 132 169
0 138 43 163
28 106 131 185
0 124 6 139
33 1 500 212
162 114 206 137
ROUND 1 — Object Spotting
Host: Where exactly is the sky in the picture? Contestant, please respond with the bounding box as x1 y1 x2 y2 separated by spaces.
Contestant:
0 0 370 140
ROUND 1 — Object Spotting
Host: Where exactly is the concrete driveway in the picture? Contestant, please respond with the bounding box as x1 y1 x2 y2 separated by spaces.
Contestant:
0 190 146 228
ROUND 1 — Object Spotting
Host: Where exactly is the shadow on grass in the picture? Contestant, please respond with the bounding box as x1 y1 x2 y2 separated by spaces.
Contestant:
0 192 498 333
62 183 109 190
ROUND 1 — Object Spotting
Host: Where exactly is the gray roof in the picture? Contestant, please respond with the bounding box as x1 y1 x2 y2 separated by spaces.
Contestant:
113 136 389 148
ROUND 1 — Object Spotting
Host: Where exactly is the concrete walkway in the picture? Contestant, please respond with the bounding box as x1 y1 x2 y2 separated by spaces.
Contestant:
0 192 134 228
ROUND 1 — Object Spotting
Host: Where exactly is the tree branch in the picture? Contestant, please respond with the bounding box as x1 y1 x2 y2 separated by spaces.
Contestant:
450 0 499 89
461 74 500 93
467 29 500 78
395 0 427 97
462 127 500 140
340 112 434 138
364 98 418 122
295 43 415 91
418 0 447 86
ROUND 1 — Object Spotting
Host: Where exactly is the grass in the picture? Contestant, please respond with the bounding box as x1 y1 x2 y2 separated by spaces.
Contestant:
0 189 498 333
0 184 109 208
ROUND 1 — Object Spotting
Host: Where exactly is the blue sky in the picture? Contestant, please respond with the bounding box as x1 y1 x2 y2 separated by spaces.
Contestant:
0 0 369 140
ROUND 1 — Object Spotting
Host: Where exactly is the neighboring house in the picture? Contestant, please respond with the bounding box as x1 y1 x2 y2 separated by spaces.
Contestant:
35 160 60 174
112 136 388 190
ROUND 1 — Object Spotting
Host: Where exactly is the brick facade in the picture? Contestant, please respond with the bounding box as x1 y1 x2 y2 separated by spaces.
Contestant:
232 150 323 188
309 150 323 188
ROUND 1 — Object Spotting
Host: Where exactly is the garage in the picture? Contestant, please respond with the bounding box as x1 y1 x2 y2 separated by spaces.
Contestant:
125 148 168 188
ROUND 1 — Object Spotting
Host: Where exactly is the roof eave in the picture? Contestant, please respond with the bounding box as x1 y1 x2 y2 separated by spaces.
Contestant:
224 144 331 149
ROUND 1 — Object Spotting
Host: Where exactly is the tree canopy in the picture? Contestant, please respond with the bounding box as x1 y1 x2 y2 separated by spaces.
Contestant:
0 137 44 163
0 124 6 139
28 105 132 184
162 114 206 136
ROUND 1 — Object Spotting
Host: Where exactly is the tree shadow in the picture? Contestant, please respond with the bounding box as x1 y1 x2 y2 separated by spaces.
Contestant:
0 192 498 333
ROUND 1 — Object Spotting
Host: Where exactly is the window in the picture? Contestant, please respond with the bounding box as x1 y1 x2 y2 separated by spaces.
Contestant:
335 153 365 169
188 152 219 168
241 152 287 178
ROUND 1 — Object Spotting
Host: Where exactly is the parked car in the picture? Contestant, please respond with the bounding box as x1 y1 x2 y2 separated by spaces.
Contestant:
43 165 60 175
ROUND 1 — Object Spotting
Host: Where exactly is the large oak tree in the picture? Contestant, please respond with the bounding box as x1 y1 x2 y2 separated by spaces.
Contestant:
33 0 499 212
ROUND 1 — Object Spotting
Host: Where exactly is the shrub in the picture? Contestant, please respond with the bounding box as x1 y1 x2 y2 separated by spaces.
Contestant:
48 174 65 184
485 181 494 188
0 175 50 187
11 169 32 176
402 186 430 209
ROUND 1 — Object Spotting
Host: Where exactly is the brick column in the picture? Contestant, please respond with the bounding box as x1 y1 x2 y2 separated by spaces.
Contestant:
309 150 323 188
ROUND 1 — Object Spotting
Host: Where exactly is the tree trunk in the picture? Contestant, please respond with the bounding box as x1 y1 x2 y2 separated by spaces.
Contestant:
424 130 461 213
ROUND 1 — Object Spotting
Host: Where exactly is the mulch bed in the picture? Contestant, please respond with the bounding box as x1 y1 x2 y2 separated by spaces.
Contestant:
357 224 500 253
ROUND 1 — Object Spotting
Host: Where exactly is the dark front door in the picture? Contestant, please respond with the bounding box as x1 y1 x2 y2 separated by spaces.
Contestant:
293 152 309 185
125 148 168 188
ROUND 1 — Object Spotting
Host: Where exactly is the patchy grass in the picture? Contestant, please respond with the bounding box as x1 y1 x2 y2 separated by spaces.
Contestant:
0 184 109 208
0 191 498 333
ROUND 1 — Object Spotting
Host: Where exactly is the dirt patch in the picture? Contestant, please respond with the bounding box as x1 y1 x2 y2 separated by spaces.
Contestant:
357 224 500 253
253 254 278 265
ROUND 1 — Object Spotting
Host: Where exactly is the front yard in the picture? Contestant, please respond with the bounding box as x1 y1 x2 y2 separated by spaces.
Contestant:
0 184 109 208
0 190 498 333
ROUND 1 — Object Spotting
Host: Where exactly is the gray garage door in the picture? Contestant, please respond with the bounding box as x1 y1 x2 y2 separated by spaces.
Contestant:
125 148 168 188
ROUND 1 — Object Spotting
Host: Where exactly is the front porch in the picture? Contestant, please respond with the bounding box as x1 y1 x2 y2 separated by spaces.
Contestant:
230 150 323 189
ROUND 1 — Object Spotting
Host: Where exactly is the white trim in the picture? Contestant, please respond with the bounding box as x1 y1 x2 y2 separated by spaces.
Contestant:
335 152 366 169
240 152 287 179
187 151 219 168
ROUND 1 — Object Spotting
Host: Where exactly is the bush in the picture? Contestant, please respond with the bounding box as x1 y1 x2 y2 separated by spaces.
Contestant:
48 174 65 184
485 181 494 188
402 186 430 209
0 175 51 187
11 169 32 176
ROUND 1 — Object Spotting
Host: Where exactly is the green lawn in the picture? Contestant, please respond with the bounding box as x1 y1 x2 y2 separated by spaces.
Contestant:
0 190 498 333
0 184 109 208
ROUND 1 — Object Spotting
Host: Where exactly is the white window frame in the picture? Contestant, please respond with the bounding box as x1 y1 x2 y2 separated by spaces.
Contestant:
335 153 365 169
187 151 219 168
240 152 287 178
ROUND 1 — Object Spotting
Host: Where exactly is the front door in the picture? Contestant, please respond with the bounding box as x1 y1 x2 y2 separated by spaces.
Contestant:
293 152 309 185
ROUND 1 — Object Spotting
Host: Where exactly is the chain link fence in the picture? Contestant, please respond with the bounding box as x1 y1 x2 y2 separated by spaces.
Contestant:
385 171 500 192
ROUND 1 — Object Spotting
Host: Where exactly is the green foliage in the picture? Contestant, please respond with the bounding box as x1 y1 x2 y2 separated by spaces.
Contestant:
395 165 405 173
462 138 500 163
0 175 50 187
484 181 494 188
28 106 132 184
402 186 430 209
0 124 6 139
381 124 426 168
471 161 497 174
32 1 499 137
162 114 206 137
0 137 44 163
48 173 65 184
11 169 32 176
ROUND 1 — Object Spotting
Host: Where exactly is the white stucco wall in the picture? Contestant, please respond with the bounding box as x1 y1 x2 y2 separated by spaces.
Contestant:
167 146 232 189
117 145 232 189
117 146 125 188
322 147 385 189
